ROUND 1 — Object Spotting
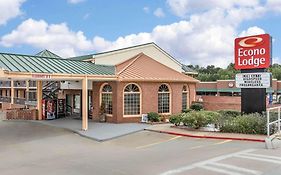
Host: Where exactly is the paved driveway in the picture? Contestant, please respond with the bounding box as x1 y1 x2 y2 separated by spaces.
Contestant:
0 120 281 175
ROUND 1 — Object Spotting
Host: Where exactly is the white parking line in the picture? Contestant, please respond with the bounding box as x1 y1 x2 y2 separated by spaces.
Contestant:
243 152 281 161
160 149 257 175
209 162 262 175
235 155 281 164
200 165 244 175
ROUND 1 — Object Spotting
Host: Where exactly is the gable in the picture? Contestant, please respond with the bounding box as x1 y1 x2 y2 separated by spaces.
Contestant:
93 43 183 73
116 53 198 83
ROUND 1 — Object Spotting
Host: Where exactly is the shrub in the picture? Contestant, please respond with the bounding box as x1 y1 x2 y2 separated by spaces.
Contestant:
190 103 204 111
169 114 182 126
220 113 267 135
147 112 160 122
182 111 208 129
200 111 222 125
182 109 192 113
217 110 240 118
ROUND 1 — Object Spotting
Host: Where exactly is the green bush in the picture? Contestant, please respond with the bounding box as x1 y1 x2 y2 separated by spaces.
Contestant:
190 103 204 111
147 112 160 122
182 111 206 129
220 113 267 135
200 111 222 125
169 114 182 126
217 110 240 118
182 109 192 113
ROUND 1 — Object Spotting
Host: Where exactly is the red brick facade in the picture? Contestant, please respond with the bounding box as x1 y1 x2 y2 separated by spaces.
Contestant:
92 81 196 123
200 96 241 111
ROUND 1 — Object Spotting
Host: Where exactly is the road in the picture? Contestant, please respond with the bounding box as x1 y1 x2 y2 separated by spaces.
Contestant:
0 120 280 175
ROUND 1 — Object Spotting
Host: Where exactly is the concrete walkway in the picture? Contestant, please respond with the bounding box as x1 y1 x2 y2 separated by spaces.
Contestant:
35 118 149 141
146 123 267 142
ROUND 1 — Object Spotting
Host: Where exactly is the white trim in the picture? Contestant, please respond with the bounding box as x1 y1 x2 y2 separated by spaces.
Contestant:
158 83 172 114
99 83 113 115
122 83 142 117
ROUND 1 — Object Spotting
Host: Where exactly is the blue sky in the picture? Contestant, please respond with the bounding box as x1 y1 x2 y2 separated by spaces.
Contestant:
0 0 281 67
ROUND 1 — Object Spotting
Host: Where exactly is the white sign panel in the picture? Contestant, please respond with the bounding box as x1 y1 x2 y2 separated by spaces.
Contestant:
235 72 271 88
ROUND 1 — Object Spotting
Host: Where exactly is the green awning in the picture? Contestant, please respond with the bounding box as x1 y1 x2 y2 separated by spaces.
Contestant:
0 52 115 75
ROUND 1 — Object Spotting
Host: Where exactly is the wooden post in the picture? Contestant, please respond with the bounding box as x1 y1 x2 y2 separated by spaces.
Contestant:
37 80 43 120
82 77 88 131
26 80 29 101
11 80 14 104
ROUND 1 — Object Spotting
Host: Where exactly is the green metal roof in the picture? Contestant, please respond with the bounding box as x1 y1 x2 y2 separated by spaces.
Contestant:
217 88 241 93
35 50 62 58
196 88 217 92
0 52 115 75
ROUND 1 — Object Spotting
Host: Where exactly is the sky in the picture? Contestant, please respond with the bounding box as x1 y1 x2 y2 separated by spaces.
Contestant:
0 0 281 68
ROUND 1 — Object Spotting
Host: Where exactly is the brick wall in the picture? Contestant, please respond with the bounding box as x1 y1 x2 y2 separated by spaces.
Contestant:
201 95 241 111
92 81 196 123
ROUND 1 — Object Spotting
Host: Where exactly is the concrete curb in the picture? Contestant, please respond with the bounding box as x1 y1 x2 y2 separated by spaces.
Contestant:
145 129 265 143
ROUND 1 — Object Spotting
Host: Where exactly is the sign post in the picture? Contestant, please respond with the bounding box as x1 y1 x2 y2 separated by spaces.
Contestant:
234 34 272 114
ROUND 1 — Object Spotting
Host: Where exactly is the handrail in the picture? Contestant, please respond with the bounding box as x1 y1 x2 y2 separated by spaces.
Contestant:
267 106 281 137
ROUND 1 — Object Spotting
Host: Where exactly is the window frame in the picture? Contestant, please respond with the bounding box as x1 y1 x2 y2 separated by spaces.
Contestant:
123 83 142 117
100 83 113 116
182 85 190 111
158 83 171 114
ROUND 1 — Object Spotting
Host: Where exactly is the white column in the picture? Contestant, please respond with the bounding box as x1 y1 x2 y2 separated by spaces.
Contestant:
82 77 88 131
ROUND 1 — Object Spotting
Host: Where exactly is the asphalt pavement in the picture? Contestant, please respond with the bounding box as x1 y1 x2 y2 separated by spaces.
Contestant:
0 120 281 175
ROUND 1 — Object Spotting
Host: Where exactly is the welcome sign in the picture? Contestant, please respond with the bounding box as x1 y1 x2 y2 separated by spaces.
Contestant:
234 34 271 70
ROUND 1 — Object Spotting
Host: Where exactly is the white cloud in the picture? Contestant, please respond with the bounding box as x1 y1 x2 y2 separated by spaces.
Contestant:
239 26 265 37
143 6 149 13
90 4 268 68
1 0 279 68
154 8 165 18
266 0 281 12
67 0 85 4
166 0 261 17
0 0 25 25
0 18 93 57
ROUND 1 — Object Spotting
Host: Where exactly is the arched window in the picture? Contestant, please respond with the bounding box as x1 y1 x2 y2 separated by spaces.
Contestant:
182 85 189 111
124 84 141 115
101 84 112 114
158 84 170 113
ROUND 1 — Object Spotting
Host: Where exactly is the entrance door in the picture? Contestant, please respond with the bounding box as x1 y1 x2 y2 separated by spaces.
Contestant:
73 94 81 114
66 94 72 115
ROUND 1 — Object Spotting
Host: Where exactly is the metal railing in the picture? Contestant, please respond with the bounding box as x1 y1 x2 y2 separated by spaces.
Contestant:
14 97 26 105
0 96 11 103
266 106 281 137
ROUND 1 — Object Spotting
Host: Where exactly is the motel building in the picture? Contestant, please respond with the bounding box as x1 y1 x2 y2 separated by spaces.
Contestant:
196 79 280 111
0 43 198 130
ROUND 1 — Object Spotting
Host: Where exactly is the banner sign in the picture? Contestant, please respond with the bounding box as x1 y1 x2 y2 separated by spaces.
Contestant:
235 72 271 88
234 34 271 70
32 74 52 79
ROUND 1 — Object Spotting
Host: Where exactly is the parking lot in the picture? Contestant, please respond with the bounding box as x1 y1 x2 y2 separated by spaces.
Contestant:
0 120 280 175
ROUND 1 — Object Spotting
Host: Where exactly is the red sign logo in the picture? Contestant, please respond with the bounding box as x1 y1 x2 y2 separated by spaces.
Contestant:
234 34 271 70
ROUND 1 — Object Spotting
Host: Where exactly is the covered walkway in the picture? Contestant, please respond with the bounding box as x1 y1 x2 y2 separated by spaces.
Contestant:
0 52 117 130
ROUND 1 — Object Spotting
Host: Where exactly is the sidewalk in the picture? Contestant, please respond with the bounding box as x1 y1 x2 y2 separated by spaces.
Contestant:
146 124 266 142
34 118 149 142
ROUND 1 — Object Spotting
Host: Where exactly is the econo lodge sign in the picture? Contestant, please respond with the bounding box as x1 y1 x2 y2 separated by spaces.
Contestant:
234 34 271 70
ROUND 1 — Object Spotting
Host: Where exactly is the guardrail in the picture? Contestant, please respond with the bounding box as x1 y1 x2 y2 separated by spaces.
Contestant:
266 106 281 137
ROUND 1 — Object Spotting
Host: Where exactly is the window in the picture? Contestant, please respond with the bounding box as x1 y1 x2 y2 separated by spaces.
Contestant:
101 84 113 115
29 91 37 101
124 84 141 115
158 84 170 113
15 90 19 98
182 85 189 111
